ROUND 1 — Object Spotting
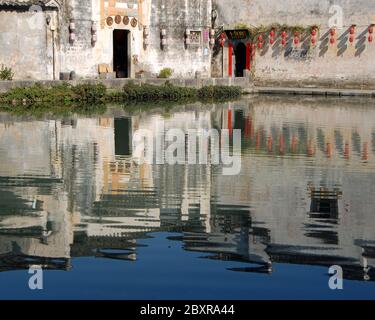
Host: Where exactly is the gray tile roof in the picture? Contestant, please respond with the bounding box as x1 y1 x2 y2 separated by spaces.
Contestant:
0 1 49 6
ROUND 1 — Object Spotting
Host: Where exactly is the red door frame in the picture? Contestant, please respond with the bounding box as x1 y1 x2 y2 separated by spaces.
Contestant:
228 42 233 77
246 42 251 70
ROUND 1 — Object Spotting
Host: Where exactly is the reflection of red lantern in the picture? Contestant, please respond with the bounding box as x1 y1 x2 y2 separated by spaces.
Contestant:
258 42 263 49
281 31 287 38
349 26 356 35
349 35 354 43
270 38 275 45
294 37 299 45
330 37 335 45
281 38 287 46
369 35 373 43
311 37 317 45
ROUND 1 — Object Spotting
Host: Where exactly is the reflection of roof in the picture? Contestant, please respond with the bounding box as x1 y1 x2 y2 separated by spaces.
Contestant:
71 233 141 261
266 244 374 282
0 253 70 272
0 0 60 9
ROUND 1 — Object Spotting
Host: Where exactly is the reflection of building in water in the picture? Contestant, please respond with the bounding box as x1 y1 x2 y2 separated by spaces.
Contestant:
309 187 342 219
0 97 375 281
212 98 375 280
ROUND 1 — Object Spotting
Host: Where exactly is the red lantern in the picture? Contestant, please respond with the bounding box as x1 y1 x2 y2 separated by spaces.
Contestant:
349 35 355 43
330 28 336 36
257 35 263 42
294 37 300 45
219 33 225 47
349 26 356 35
270 38 275 45
281 31 287 38
330 37 335 45
257 42 263 49
369 25 374 34
311 38 317 46
311 28 317 37
270 30 275 38
294 31 299 37
369 35 373 43
281 38 287 46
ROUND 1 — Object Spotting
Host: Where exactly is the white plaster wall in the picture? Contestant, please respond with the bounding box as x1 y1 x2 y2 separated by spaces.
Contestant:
0 10 53 80
214 0 375 86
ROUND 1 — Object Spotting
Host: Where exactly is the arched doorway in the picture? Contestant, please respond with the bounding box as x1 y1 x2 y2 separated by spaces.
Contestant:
235 42 246 77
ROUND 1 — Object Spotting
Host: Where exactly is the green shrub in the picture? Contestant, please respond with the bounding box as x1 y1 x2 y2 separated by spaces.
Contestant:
0 83 107 104
0 81 242 111
198 86 242 99
123 82 197 101
0 64 14 80
71 83 107 101
158 68 173 79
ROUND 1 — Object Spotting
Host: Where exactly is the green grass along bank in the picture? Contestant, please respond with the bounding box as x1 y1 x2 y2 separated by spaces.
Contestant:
0 82 243 107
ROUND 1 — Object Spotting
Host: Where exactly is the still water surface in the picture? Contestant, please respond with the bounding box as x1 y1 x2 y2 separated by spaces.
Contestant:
0 95 374 299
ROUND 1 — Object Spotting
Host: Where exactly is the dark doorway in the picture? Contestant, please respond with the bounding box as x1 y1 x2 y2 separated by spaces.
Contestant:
235 42 246 77
113 30 130 78
234 110 245 131
114 118 132 156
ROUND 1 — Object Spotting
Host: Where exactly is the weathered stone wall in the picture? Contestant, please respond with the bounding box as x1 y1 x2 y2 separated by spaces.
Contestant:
213 0 375 87
1 0 213 80
61 0 96 78
142 0 212 78
59 0 213 79
0 8 56 80
5 0 375 86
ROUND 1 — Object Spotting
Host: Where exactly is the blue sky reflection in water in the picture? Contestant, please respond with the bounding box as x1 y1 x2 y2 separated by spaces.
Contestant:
0 95 374 300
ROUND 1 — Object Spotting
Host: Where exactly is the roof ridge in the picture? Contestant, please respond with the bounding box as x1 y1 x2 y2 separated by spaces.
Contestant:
0 0 50 6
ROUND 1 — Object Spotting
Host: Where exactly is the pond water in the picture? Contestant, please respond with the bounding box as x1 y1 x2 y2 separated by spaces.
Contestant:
0 95 374 300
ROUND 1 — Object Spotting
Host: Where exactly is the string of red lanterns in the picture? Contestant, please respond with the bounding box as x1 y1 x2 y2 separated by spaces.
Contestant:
330 28 336 45
218 24 375 54
349 25 355 44
281 30 287 47
368 24 374 43
294 31 300 46
219 33 226 47
311 26 318 46
257 35 264 49
269 29 275 45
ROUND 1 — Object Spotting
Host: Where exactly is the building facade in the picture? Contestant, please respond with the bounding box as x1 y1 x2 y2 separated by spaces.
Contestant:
0 0 213 80
1 0 375 88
